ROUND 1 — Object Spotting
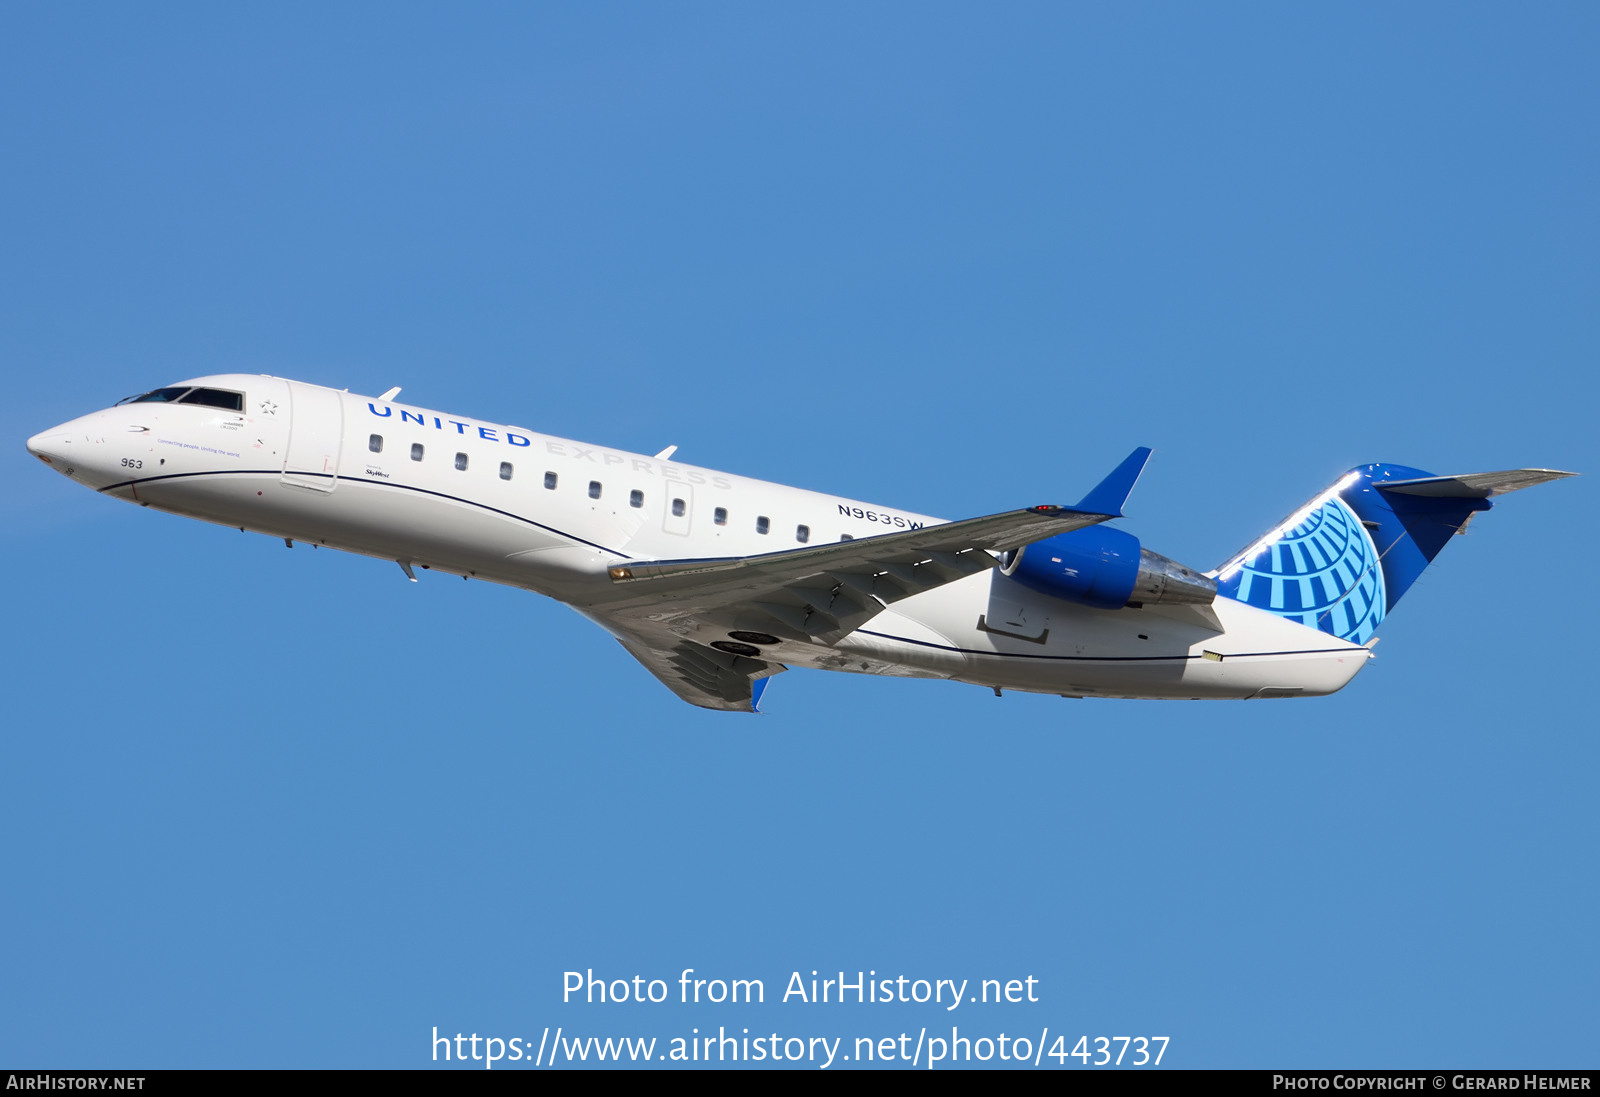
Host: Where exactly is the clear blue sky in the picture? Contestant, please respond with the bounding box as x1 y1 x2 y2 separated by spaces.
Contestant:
3 2 1595 1069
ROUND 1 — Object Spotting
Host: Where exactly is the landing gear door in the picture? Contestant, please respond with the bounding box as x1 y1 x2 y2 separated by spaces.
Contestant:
662 482 693 536
281 381 343 492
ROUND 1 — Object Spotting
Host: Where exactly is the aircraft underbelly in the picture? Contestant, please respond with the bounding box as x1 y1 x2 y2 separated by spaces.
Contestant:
832 573 1369 699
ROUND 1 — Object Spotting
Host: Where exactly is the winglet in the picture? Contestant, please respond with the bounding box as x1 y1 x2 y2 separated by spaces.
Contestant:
1073 447 1152 518
750 675 771 714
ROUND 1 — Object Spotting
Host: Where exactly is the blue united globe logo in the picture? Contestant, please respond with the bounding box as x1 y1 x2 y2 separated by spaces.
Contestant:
1224 497 1386 643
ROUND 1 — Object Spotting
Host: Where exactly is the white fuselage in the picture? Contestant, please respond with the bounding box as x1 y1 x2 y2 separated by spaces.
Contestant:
28 375 1371 702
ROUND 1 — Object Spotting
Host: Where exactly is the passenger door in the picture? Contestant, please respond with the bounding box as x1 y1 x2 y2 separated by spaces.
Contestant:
281 381 344 491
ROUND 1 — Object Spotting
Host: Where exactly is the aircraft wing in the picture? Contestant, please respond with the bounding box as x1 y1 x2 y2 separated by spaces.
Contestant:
602 502 1120 642
612 630 784 713
599 449 1150 703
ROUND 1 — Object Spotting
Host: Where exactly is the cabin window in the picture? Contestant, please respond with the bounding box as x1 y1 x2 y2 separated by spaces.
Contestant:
756 516 769 535
588 480 602 499
368 434 383 453
672 498 686 517
796 524 810 543
410 443 424 461
630 489 644 508
544 471 558 490
500 462 513 481
455 452 468 471
714 507 727 526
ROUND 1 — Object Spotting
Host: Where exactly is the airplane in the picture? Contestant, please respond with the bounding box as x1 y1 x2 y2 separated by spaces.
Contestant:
26 374 1574 712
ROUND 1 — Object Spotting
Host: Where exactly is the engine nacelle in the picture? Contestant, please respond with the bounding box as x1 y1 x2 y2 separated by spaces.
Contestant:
1001 526 1217 610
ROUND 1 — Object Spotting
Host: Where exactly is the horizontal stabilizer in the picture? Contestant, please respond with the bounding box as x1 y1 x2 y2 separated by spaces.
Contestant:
1376 468 1576 498
1074 446 1152 518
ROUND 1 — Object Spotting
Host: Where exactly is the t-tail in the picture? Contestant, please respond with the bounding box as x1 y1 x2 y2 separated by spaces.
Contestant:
1211 463 1575 644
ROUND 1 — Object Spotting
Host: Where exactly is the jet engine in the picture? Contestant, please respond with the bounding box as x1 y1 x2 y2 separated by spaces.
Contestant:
1000 527 1216 610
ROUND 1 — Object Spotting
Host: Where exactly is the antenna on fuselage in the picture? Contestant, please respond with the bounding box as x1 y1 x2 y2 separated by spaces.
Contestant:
654 445 678 461
379 387 402 401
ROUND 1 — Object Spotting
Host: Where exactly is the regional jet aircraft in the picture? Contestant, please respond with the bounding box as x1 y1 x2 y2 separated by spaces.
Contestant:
27 376 1574 711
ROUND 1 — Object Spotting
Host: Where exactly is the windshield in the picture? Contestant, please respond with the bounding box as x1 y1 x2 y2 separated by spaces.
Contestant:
117 387 191 405
115 386 244 411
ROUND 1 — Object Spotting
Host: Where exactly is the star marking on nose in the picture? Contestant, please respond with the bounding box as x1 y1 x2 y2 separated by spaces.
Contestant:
259 400 278 415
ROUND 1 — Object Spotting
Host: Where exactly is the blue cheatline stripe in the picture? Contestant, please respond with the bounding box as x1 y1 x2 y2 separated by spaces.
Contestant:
98 469 632 559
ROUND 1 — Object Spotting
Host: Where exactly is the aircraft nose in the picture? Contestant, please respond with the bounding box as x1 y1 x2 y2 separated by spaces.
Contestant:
27 418 112 485
26 427 73 467
28 412 138 490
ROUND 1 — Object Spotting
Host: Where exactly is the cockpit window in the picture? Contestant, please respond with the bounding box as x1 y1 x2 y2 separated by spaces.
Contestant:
116 386 243 411
177 388 244 411
119 387 192 405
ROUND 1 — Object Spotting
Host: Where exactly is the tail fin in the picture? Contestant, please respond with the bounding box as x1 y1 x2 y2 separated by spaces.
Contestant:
1211 464 1574 644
